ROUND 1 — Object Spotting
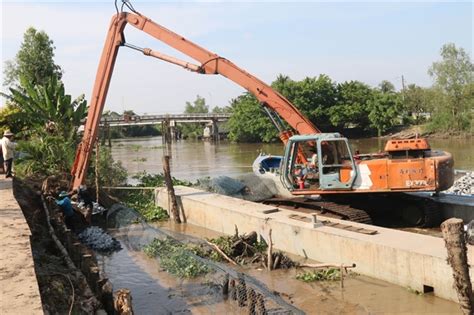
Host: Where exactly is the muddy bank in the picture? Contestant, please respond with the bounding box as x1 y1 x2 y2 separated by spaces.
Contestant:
13 178 107 314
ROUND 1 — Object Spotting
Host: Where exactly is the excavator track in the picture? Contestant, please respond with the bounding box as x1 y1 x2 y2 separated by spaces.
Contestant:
262 197 373 224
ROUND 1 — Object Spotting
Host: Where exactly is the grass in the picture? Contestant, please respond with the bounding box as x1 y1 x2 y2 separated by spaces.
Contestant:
123 191 169 222
296 268 341 282
143 237 209 278
122 172 192 222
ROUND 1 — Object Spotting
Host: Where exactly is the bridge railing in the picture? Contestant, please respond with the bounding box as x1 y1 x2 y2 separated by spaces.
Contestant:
100 113 231 123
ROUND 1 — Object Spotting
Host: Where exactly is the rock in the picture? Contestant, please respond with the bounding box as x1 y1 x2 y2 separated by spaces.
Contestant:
78 226 121 252
445 172 474 196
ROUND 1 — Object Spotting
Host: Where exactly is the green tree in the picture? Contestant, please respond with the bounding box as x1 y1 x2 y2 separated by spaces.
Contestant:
184 95 209 113
379 80 396 93
292 75 337 129
4 74 87 140
114 110 161 138
271 74 298 101
211 105 231 113
227 93 277 142
329 81 373 129
0 103 26 135
428 43 474 131
3 27 62 87
403 84 432 123
368 90 402 136
182 95 209 139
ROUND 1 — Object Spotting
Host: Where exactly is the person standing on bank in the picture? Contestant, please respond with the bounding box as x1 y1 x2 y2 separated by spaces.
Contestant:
1 130 17 178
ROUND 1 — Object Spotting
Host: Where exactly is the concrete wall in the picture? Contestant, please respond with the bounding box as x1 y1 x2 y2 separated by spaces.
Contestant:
156 186 474 303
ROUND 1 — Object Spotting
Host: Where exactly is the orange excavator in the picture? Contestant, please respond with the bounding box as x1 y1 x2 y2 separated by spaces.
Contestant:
71 2 454 224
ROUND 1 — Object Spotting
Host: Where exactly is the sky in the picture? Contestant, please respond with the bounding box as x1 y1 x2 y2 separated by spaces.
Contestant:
1 1 472 114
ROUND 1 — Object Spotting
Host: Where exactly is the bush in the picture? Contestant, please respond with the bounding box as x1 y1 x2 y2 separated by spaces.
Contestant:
15 134 76 177
120 172 191 222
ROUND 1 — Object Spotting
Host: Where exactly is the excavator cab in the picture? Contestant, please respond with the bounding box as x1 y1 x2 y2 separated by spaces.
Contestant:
281 133 357 191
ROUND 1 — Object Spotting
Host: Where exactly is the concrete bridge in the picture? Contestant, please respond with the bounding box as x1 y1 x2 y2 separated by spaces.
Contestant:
100 113 231 141
100 113 231 127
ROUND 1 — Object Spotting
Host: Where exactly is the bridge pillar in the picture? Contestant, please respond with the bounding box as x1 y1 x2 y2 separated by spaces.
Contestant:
212 119 219 142
170 120 178 141
162 119 171 146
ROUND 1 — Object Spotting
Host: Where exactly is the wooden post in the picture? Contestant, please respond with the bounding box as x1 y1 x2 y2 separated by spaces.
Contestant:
441 218 474 315
89 266 100 293
72 242 82 264
107 123 112 148
114 288 134 315
267 229 273 271
95 140 100 203
162 155 181 223
340 264 344 289
64 229 73 252
222 274 229 297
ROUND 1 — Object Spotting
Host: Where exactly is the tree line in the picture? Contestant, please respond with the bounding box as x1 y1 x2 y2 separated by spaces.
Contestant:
224 43 473 142
179 43 472 142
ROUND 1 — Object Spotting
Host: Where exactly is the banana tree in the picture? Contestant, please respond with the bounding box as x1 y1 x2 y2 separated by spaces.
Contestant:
2 74 87 141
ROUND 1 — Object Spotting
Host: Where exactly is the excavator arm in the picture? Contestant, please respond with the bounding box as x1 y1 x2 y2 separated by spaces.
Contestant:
71 11 319 188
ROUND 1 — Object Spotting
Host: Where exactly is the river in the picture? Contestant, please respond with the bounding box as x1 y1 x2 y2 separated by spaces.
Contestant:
111 137 473 182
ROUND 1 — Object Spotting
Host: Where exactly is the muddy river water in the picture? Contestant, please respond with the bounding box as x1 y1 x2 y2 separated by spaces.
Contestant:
97 221 461 314
111 137 473 183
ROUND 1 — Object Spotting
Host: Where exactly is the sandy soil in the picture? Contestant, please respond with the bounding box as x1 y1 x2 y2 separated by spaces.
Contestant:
0 175 43 314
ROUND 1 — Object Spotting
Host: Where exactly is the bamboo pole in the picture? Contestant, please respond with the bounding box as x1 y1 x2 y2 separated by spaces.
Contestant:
162 155 181 223
441 218 474 315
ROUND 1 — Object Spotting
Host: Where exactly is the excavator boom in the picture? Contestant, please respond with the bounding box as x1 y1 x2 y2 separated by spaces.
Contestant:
71 12 318 188
71 9 453 198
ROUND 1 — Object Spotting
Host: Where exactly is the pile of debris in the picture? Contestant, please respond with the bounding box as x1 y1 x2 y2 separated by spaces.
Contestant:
446 172 474 196
203 229 295 269
78 226 122 252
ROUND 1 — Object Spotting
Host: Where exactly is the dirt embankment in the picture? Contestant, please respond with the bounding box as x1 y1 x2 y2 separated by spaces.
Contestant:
13 178 102 314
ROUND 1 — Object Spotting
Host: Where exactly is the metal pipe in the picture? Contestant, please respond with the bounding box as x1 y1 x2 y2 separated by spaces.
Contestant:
123 42 202 72
263 106 283 132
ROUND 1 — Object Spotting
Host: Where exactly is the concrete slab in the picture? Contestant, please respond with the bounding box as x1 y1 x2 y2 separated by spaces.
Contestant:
0 176 43 314
156 186 474 303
